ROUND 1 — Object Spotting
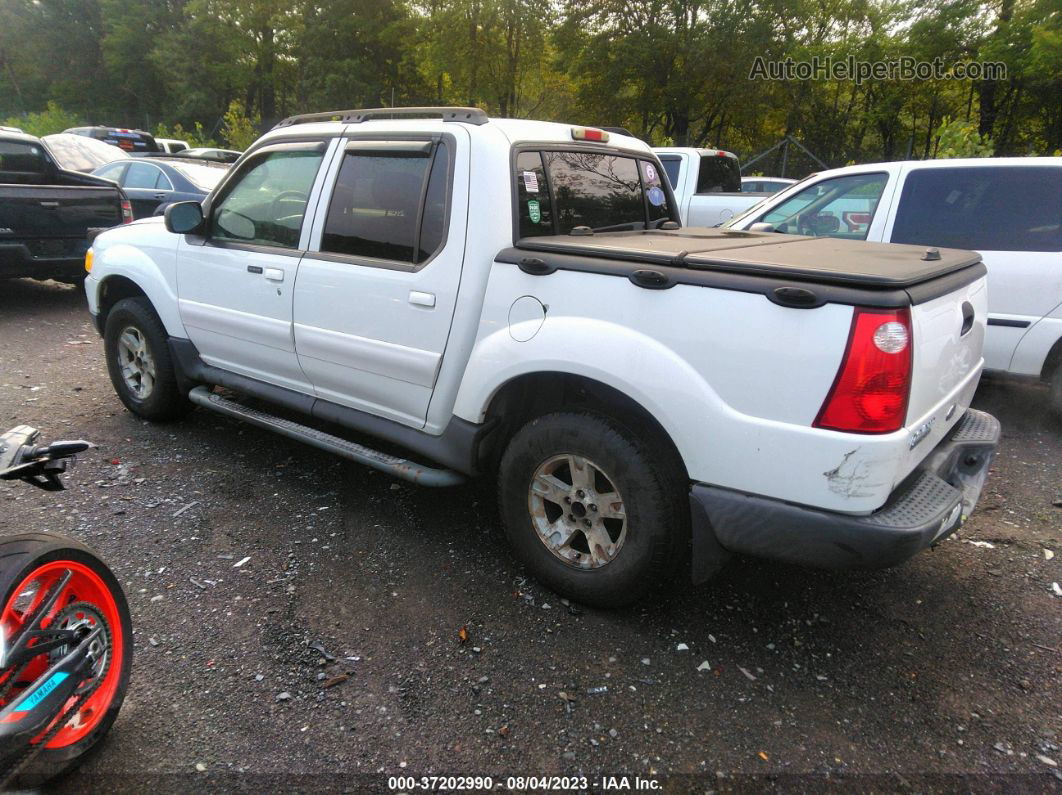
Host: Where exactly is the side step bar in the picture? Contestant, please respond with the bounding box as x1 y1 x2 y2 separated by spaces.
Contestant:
188 386 465 487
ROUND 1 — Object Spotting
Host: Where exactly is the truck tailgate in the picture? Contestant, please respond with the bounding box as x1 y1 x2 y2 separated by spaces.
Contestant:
906 272 987 431
0 185 123 238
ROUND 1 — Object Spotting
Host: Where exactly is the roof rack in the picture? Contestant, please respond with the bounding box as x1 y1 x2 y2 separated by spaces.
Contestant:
273 106 489 129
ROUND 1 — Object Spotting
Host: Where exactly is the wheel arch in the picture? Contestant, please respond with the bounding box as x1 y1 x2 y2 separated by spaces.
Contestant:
477 371 689 482
1040 334 1062 382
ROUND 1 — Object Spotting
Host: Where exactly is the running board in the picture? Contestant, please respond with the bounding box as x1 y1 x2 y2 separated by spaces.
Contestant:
188 386 465 487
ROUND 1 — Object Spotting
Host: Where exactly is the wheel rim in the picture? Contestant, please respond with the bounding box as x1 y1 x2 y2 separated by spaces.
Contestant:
0 561 125 748
116 325 156 400
528 454 628 569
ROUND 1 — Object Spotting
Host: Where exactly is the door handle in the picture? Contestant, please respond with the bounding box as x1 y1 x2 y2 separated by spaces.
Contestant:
409 290 436 307
264 267 284 282
154 193 166 200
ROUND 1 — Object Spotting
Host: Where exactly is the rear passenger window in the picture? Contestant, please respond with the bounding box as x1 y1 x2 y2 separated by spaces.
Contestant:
125 163 160 189
321 140 449 265
891 166 1061 252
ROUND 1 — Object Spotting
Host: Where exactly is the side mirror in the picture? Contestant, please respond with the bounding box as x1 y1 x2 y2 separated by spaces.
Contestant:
164 201 204 235
749 222 776 233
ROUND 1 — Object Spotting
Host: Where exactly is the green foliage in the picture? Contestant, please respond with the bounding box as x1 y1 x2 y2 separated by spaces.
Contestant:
220 100 260 151
935 116 995 158
0 0 1057 168
1 101 82 137
154 121 217 149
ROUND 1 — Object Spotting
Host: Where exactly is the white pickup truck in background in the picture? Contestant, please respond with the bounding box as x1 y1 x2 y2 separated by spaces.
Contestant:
725 157 1062 415
653 147 770 227
83 108 999 606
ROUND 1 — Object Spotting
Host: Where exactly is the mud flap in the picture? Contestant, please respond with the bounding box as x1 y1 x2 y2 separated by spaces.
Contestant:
689 492 731 584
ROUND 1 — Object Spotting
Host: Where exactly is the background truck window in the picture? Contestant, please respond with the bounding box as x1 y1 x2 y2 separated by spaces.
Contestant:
658 156 682 190
210 149 323 249
695 155 741 193
0 141 48 175
760 172 886 239
891 166 1062 252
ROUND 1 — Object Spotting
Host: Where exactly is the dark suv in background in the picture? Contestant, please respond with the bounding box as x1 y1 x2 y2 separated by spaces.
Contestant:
63 126 161 154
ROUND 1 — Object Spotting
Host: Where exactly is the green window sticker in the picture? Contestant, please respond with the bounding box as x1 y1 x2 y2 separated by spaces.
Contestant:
528 199 541 224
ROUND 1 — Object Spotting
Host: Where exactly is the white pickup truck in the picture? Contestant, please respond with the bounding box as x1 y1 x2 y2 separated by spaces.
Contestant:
724 157 1062 414
83 108 999 607
653 147 769 227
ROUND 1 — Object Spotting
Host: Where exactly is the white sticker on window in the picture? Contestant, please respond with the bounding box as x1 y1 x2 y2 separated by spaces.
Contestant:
522 170 539 193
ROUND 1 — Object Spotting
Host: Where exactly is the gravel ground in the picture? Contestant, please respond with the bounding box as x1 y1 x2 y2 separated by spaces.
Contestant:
0 278 1059 793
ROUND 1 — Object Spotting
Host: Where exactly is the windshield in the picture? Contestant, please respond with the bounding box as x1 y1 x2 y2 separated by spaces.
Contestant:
42 134 128 172
0 140 49 174
516 150 675 237
167 160 228 191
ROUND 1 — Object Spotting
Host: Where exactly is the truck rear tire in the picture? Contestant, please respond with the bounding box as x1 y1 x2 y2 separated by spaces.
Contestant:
1050 364 1062 421
103 297 191 421
497 411 686 608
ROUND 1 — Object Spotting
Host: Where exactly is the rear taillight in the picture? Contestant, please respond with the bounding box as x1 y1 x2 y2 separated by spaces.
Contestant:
814 307 912 434
121 199 133 224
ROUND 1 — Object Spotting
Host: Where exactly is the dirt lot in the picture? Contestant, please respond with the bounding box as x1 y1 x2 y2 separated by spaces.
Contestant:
1 278 1059 792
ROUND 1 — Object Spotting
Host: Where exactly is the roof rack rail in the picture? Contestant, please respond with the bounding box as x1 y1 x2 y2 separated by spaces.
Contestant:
273 106 489 129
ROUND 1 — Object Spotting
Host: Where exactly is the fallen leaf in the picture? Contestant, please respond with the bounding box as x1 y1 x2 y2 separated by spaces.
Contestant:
758 751 769 761
458 625 469 644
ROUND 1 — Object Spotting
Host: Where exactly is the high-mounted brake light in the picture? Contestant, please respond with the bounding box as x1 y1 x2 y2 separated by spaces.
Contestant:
814 307 912 434
571 127 610 143
121 199 133 224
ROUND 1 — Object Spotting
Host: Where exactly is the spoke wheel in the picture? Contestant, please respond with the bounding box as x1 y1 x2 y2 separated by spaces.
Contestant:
115 326 156 400
529 454 628 569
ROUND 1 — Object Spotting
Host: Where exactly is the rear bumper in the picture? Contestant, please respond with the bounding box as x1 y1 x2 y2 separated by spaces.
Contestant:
692 409 1000 571
0 242 87 280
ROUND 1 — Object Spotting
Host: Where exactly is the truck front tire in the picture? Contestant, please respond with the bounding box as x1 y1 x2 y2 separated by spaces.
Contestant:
497 412 686 608
103 297 191 421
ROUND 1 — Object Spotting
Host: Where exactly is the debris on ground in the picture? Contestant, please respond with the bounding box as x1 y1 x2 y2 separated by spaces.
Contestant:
233 556 251 568
697 661 711 672
738 666 757 681
457 625 469 644
676 643 689 651
1051 582 1061 597
276 692 293 702
322 674 349 689
172 501 199 517
586 686 608 695
962 539 995 549
1045 549 1055 561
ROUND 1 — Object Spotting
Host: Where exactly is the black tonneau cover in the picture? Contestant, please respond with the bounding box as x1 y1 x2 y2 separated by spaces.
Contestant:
515 228 981 289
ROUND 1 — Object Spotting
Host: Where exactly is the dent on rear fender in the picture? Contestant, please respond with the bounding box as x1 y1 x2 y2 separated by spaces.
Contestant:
822 448 890 500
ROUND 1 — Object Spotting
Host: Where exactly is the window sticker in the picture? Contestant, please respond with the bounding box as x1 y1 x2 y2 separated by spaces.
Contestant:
647 186 666 206
528 199 542 224
644 163 657 183
522 170 539 193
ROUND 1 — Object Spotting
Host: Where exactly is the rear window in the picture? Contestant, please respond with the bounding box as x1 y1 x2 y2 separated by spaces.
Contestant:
696 155 741 193
891 166 1061 252
168 161 227 191
0 140 48 174
516 150 676 237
